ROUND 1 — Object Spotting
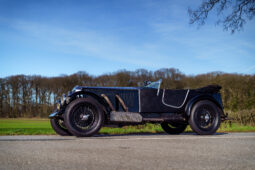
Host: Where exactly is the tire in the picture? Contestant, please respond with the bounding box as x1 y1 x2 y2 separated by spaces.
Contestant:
64 98 104 137
189 100 221 135
161 122 187 134
50 118 72 136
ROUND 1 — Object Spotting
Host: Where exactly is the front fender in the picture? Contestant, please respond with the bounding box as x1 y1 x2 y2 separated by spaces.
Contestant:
69 91 106 106
49 110 63 119
68 91 109 114
49 111 60 119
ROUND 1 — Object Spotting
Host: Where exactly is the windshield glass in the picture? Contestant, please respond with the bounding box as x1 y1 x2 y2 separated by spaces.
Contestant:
145 79 162 89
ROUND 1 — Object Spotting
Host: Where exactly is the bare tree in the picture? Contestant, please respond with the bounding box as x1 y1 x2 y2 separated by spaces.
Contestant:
188 0 255 33
0 69 255 118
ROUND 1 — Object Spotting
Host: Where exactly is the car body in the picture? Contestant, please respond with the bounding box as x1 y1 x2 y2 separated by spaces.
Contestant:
49 80 227 136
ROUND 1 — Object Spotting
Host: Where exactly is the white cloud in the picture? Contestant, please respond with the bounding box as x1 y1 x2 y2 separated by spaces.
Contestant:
2 18 173 68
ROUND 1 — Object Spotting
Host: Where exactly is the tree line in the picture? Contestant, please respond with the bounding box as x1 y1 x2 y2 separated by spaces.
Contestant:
0 68 254 118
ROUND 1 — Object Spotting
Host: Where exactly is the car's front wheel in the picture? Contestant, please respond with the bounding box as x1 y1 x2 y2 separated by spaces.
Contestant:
50 118 72 136
161 122 187 134
189 100 221 135
64 98 104 137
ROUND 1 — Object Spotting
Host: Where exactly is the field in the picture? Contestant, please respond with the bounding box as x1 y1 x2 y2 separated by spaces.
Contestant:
0 119 255 135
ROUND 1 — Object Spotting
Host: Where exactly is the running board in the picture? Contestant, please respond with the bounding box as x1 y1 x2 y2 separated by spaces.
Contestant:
110 111 143 123
110 112 186 123
142 113 186 122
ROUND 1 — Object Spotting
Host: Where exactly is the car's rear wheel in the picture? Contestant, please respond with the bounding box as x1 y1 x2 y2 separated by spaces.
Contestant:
161 122 187 134
189 100 221 135
50 118 72 136
64 98 104 137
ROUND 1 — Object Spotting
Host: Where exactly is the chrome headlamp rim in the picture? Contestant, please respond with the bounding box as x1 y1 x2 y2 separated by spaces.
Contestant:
72 85 82 93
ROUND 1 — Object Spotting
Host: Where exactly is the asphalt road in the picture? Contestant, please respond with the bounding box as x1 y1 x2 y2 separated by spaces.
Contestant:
0 133 255 170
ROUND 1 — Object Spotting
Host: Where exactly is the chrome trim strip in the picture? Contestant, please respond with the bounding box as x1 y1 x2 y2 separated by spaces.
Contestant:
162 89 190 109
157 79 162 96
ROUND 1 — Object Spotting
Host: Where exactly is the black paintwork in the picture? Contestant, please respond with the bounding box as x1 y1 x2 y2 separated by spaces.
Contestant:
83 87 140 112
83 86 223 113
49 84 224 122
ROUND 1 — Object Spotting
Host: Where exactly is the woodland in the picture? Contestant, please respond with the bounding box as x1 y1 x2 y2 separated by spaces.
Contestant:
0 68 254 125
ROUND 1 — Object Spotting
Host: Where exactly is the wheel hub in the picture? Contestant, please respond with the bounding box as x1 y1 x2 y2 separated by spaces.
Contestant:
204 114 210 122
80 114 90 121
200 111 210 123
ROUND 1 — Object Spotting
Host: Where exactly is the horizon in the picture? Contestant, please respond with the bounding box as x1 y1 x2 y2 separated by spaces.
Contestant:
1 0 255 77
0 67 253 79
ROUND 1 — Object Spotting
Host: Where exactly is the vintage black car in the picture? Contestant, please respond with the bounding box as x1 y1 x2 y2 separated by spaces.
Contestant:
49 80 227 137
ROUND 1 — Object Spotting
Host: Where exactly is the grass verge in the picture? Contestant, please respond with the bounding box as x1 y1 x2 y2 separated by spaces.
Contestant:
0 119 255 135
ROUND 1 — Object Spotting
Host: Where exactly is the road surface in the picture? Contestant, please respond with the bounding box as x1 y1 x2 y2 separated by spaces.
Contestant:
0 133 255 170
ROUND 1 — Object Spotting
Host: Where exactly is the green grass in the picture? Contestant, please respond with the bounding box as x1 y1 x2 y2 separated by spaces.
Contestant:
0 119 255 135
217 122 255 132
0 119 55 135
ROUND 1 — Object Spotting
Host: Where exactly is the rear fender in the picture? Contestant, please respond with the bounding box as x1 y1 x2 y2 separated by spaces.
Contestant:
185 94 224 118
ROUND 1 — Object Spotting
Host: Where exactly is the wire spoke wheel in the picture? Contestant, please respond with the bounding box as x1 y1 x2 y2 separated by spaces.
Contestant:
72 104 96 130
161 121 187 134
189 100 221 135
196 107 216 131
50 118 72 136
58 119 67 129
64 98 104 137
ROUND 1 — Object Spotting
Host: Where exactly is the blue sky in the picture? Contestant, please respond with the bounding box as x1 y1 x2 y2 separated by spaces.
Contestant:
0 0 255 78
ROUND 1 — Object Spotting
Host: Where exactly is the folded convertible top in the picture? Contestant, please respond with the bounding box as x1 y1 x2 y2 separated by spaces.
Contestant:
194 85 222 93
